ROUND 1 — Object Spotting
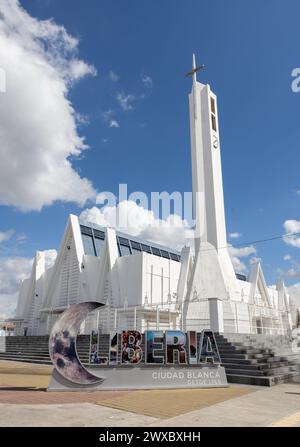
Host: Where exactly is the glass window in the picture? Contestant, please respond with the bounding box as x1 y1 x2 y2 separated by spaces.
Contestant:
119 244 131 256
211 114 217 132
80 225 93 236
170 253 180 262
94 237 105 257
130 240 141 251
117 244 122 256
160 250 170 259
236 273 247 282
141 244 151 253
151 247 161 257
93 229 105 240
210 96 216 114
118 237 130 246
82 234 96 256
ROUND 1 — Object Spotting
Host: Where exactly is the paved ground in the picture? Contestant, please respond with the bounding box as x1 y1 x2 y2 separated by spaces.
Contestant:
0 402 158 427
152 382 300 427
0 360 299 427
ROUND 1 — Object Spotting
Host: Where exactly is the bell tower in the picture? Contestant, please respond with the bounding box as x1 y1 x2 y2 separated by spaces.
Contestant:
184 55 237 329
189 54 228 253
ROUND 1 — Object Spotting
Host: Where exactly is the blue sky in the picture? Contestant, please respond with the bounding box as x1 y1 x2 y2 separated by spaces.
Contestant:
1 0 300 314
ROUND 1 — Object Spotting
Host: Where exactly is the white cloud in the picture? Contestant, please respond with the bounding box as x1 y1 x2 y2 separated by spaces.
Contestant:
229 232 242 239
0 256 33 295
282 268 300 278
109 119 120 128
0 0 97 211
68 59 97 82
44 249 57 269
0 248 57 319
141 75 153 88
230 257 246 273
116 92 136 111
80 200 194 251
229 245 256 258
16 233 27 243
75 112 90 126
283 220 300 248
228 245 256 273
0 292 19 320
102 109 113 121
0 256 33 318
102 110 119 128
109 70 119 82
278 255 300 279
0 229 14 244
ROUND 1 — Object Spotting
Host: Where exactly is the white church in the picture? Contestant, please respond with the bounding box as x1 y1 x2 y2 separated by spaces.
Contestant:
14 56 293 337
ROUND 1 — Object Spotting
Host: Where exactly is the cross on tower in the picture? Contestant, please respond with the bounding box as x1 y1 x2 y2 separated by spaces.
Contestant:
185 54 204 84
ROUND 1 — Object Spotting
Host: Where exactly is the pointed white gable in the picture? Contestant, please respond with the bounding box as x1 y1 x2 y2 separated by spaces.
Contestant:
276 278 290 311
248 262 271 307
43 214 84 310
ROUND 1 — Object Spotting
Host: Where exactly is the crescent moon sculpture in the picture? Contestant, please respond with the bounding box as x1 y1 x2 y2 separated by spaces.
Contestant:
49 301 105 385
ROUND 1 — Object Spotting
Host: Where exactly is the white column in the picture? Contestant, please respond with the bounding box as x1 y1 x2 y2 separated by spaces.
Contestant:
161 267 164 307
156 306 160 330
114 309 117 331
134 306 137 330
248 304 253 334
208 297 224 333
260 316 264 334
96 310 100 332
235 303 239 333
150 265 153 306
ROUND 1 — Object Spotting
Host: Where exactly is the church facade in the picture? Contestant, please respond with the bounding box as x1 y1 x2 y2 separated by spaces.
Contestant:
14 56 293 337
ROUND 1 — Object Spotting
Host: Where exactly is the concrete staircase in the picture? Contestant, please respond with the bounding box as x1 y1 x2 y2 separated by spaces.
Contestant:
0 335 91 365
1 334 300 387
216 333 300 386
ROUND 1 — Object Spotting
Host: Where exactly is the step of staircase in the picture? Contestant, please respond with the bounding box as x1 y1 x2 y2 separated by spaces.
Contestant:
0 335 91 365
217 333 300 386
226 372 293 386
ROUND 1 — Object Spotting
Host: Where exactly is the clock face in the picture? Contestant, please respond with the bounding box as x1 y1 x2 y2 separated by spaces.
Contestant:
213 138 219 149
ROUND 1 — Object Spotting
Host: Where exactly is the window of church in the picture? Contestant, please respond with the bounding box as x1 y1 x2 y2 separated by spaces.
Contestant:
80 225 93 236
210 96 216 114
151 247 161 257
141 244 151 253
119 244 131 256
93 229 105 240
130 240 141 251
118 237 130 246
160 250 170 259
211 113 217 132
82 233 96 256
94 237 105 257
